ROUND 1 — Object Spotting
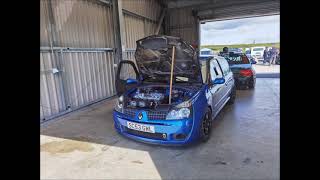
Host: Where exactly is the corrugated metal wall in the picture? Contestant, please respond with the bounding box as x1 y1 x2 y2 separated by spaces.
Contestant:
41 0 163 121
51 0 115 48
122 0 162 61
60 51 116 107
40 0 116 121
40 0 51 47
167 7 199 45
122 0 161 21
40 52 66 119
123 14 145 49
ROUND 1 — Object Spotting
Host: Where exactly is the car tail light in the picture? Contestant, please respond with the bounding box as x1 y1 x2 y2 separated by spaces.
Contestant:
240 69 253 77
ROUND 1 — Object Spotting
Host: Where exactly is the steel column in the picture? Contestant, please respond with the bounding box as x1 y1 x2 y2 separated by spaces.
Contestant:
112 0 126 64
155 8 167 35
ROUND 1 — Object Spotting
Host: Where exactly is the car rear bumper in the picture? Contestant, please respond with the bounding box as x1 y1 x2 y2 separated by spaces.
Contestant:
113 111 197 146
234 76 255 87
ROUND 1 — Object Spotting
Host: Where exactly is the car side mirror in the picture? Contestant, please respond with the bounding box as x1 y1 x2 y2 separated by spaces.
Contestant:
212 77 225 84
126 78 138 85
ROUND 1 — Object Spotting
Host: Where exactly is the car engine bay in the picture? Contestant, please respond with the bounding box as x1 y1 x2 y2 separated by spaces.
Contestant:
125 86 195 109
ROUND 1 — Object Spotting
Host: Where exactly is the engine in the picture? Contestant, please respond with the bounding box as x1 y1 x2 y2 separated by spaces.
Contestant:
126 86 194 109
133 90 164 101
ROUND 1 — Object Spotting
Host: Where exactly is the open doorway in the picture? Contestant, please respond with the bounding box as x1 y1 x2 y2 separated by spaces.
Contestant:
200 15 280 77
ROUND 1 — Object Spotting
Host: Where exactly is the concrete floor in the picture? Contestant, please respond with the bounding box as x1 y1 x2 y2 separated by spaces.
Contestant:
253 64 280 74
41 78 279 180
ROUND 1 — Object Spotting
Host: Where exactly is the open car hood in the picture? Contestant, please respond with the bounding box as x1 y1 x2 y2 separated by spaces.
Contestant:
134 35 202 83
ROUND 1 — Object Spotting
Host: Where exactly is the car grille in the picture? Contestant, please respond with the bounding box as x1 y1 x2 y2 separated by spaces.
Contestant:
147 111 167 120
123 108 167 120
124 126 166 140
123 108 136 118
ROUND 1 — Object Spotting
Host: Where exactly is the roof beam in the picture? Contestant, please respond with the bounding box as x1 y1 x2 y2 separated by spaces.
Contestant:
195 0 278 12
165 0 279 11
122 9 158 23
197 0 279 21
155 8 167 34
167 0 214 9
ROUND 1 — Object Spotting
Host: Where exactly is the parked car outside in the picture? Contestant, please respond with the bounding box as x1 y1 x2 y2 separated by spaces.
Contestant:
251 46 266 62
245 49 251 57
224 52 256 89
113 35 236 145
199 48 214 61
245 49 257 62
229 48 242 53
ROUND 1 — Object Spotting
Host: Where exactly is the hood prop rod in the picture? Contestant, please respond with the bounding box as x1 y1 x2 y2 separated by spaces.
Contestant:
169 46 176 104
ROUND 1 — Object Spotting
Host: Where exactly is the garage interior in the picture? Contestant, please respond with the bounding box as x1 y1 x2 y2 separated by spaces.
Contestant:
40 0 280 179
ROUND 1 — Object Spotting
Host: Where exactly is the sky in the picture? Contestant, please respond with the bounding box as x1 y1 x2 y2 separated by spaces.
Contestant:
200 15 280 45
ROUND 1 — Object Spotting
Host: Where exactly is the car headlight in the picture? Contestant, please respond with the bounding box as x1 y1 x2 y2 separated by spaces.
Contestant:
114 95 124 113
166 107 191 120
166 100 192 120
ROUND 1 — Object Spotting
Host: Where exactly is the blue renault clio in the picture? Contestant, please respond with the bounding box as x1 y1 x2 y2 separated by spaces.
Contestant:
113 35 236 145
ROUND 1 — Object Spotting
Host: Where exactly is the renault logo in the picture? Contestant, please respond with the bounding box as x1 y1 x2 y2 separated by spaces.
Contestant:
162 133 167 139
138 112 143 120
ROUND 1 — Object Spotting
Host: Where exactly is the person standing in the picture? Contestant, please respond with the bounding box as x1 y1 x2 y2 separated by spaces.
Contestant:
276 49 280 64
219 47 229 57
270 47 277 65
263 47 269 64
268 47 273 65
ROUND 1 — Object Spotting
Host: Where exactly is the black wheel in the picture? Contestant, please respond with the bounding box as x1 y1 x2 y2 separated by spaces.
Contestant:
199 108 212 142
248 78 255 89
228 86 236 105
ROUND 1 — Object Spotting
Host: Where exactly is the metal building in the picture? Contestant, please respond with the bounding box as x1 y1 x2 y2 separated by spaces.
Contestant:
40 0 279 122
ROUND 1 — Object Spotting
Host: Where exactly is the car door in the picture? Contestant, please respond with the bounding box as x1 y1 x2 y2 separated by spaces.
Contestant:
115 60 140 96
217 57 234 103
209 58 225 117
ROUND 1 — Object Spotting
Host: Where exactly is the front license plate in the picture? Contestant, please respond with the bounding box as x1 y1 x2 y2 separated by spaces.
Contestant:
127 121 155 133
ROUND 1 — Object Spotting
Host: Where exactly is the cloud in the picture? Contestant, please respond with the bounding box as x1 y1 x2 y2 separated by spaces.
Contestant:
202 20 245 30
201 15 280 45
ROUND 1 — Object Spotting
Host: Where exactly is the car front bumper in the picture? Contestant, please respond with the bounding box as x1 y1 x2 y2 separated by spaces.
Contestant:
113 110 197 145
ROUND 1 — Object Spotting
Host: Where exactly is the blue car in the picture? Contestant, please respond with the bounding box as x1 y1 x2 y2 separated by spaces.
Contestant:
113 35 236 145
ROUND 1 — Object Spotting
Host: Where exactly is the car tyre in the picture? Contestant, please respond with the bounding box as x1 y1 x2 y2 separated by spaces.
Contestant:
200 108 212 142
227 86 236 105
248 79 255 89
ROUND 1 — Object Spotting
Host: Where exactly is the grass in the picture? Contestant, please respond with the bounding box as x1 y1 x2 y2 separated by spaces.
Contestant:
201 42 280 52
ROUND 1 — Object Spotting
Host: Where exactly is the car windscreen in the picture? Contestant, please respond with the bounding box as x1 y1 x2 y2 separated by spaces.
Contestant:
225 54 250 64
